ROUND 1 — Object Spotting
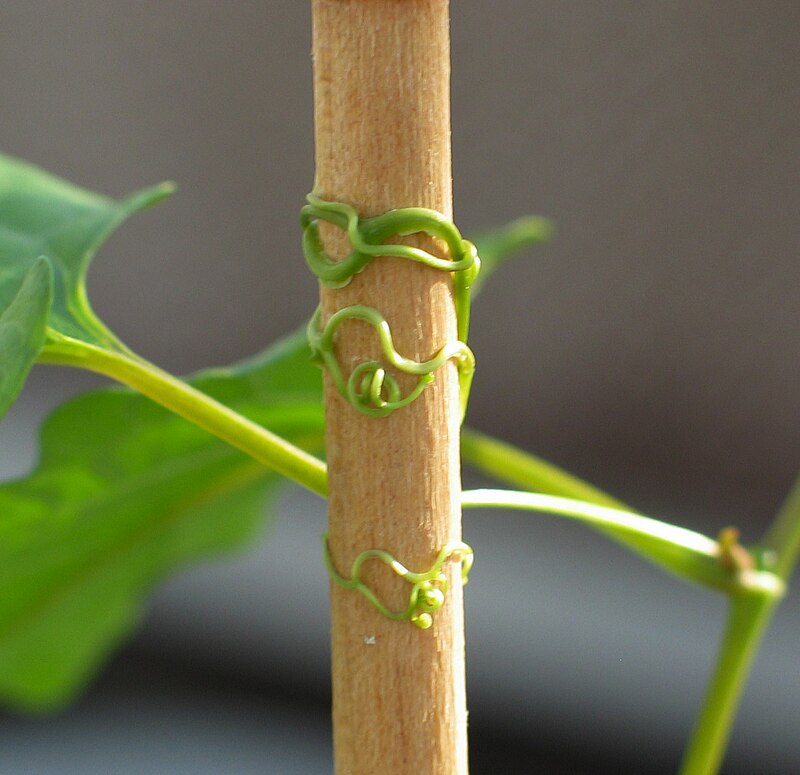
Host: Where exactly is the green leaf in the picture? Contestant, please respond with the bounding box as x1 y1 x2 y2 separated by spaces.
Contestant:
0 153 173 415
469 215 552 297
0 163 551 713
0 331 324 711
0 257 52 418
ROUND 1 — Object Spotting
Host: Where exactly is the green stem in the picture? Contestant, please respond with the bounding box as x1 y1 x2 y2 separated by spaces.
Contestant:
680 472 800 775
461 489 783 596
678 593 780 775
461 427 628 509
461 430 735 589
462 430 793 775
38 334 328 497
462 487 716 554
681 472 800 774
761 473 800 580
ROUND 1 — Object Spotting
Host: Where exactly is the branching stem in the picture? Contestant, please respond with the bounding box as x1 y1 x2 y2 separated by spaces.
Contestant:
462 489 783 598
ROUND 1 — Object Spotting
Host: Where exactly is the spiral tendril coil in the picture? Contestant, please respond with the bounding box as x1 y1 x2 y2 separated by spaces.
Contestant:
302 194 479 418
323 536 474 629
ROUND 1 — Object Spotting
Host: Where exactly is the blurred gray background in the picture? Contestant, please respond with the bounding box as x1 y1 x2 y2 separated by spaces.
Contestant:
1 1 799 773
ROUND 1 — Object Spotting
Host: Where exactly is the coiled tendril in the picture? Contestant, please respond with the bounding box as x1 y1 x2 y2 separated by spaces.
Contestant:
301 194 480 418
323 536 474 630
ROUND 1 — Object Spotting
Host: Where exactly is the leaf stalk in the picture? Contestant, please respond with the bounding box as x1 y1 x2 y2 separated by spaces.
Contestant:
38 333 328 497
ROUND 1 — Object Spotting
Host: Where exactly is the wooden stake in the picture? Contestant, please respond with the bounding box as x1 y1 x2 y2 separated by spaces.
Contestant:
311 1 467 773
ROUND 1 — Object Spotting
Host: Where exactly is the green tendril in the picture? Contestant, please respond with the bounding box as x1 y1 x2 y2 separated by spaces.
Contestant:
306 305 475 419
323 535 473 630
302 194 479 418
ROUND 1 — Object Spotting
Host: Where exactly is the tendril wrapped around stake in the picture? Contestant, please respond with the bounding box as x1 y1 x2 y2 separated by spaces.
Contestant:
323 536 474 630
306 304 475 418
302 194 480 419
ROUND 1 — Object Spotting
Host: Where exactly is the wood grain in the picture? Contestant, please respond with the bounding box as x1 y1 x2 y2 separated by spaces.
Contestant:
311 1 467 773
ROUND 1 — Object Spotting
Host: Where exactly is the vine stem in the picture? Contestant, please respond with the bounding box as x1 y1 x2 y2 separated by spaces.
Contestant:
38 335 328 497
762 475 800 579
461 427 628 509
678 594 779 775
461 429 791 774
460 489 782 597
680 473 800 774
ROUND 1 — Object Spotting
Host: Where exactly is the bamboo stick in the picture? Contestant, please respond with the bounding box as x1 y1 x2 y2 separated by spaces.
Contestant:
311 1 467 773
